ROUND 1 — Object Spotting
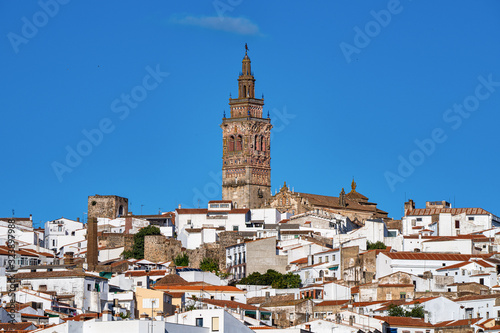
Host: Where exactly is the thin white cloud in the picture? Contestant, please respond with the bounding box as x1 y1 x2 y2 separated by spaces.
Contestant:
170 15 260 36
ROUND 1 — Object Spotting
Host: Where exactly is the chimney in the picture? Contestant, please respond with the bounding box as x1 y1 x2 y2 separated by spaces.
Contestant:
77 217 80 222
124 216 132 234
64 252 74 266
404 199 415 214
29 214 32 221
86 217 98 271
178 204 181 209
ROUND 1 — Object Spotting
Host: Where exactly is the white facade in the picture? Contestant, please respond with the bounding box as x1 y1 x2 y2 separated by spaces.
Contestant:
44 218 85 253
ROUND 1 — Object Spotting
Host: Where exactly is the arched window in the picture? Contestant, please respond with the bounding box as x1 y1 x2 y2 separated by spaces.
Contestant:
243 86 247 98
256 136 261 151
118 205 124 217
254 136 258 151
260 136 265 151
228 136 235 152
319 270 324 278
236 135 243 151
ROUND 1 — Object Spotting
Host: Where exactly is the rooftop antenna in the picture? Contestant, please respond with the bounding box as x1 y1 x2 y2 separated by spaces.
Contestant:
12 209 14 217
198 199 200 209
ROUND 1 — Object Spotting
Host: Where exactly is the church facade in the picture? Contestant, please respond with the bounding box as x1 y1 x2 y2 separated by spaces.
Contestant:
221 49 272 209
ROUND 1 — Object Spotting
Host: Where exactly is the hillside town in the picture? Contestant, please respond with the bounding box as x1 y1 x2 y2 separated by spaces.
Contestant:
3 51 499 333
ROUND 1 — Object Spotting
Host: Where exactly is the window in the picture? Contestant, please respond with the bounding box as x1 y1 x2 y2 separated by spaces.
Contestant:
137 281 142 286
480 278 484 285
233 226 239 231
462 270 465 276
228 136 235 152
196 318 203 327
325 256 329 263
187 219 192 225
211 317 219 331
416 218 422 221
87 284 91 291
236 135 243 151
400 292 406 299
230 296 235 301
468 216 475 221
455 220 460 229
318 257 322 263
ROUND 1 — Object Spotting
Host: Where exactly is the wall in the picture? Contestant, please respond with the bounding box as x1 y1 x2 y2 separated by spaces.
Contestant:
246 237 287 274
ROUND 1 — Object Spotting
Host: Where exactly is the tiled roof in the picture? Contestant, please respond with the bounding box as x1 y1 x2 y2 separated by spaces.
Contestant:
125 269 167 277
201 298 258 311
294 192 387 216
0 322 35 330
315 300 349 307
436 261 471 271
381 252 493 261
407 207 492 216
154 274 189 286
261 299 307 307
153 285 244 292
454 293 500 302
434 318 481 327
14 271 108 280
374 316 434 327
290 257 308 264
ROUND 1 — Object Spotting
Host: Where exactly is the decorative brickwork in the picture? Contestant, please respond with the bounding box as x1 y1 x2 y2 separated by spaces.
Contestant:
221 49 272 209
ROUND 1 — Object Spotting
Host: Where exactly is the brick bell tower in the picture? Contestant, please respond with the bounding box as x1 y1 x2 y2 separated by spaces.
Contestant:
221 45 272 209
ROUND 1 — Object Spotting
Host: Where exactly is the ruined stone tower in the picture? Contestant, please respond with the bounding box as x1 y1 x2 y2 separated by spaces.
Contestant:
221 47 272 209
87 195 128 220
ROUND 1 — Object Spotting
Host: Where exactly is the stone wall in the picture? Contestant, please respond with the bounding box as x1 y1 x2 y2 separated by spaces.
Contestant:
98 232 134 252
88 195 128 220
144 235 183 263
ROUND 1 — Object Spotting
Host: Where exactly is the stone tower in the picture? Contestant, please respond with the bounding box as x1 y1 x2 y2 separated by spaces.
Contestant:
87 195 128 220
221 47 272 209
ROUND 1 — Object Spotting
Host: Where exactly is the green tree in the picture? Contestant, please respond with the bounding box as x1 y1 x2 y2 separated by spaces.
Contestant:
407 304 425 318
174 252 189 266
387 304 405 317
122 225 161 259
367 241 387 250
200 257 219 273
238 269 301 288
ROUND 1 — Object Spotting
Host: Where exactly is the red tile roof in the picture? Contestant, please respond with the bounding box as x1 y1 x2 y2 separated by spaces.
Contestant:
380 252 493 261
374 316 434 327
315 300 350 307
434 318 481 327
153 285 244 292
290 257 308 264
201 298 258 311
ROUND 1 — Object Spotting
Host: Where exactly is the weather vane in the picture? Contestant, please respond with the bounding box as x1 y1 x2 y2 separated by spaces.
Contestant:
245 43 249 53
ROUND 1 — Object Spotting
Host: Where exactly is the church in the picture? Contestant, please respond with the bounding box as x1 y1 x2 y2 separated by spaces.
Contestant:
221 47 390 224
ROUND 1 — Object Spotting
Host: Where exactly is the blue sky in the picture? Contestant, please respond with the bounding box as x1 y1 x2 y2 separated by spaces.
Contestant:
2 1 500 227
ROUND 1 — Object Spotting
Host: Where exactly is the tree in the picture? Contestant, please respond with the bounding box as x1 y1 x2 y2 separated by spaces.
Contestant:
174 252 189 266
367 241 386 250
387 304 405 317
407 304 425 318
238 269 301 288
200 257 219 273
122 225 161 259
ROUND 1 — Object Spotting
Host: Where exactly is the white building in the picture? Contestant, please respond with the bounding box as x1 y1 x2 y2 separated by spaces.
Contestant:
44 218 85 253
376 251 495 278
14 269 109 313
402 200 500 236
176 201 290 249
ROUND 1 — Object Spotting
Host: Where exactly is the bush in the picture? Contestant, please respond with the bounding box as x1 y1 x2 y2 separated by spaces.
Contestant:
238 269 301 288
122 225 161 259
367 241 386 250
387 303 425 319
174 253 189 266
200 257 219 273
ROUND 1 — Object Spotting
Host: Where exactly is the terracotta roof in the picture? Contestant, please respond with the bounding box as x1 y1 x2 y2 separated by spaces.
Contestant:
436 261 471 271
380 252 493 261
14 271 107 280
153 285 244 292
125 269 167 277
294 192 387 216
377 284 414 288
290 257 308 264
0 322 35 330
407 207 492 216
454 293 500 301
201 298 258 311
315 300 349 307
166 292 185 298
434 318 481 327
374 316 434 327
341 300 386 308
154 274 189 286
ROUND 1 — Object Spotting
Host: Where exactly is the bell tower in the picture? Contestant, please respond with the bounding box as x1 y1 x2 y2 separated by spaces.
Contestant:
221 46 272 209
